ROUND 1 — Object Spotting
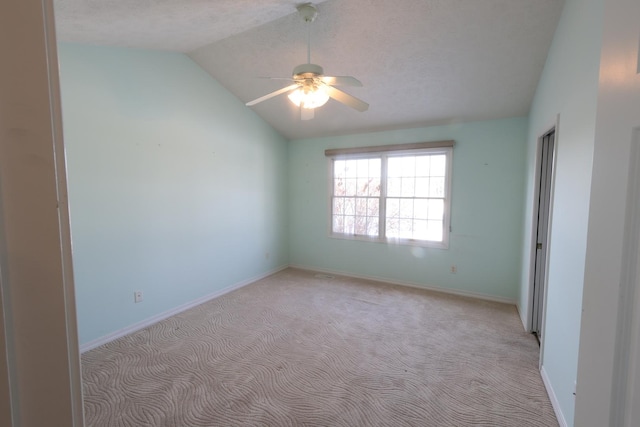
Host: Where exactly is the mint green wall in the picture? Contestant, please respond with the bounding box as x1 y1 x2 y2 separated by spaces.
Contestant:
58 44 289 345
519 0 604 425
289 118 527 301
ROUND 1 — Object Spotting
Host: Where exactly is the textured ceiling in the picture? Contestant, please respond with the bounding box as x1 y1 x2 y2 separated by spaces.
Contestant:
54 0 327 52
54 0 564 140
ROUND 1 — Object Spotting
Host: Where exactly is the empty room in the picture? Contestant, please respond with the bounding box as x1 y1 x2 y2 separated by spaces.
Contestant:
2 0 640 427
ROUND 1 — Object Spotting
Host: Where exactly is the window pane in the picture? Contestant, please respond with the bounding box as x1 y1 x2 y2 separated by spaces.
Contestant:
344 216 355 234
356 158 369 176
345 178 357 196
400 157 416 177
414 199 428 219
426 220 443 241
415 177 429 197
354 215 367 235
401 177 415 197
387 177 401 197
415 156 430 176
369 159 381 178
334 160 346 178
334 178 345 196
413 220 429 239
366 217 379 237
367 198 379 216
429 177 445 198
399 199 414 218
333 198 344 215
431 155 446 176
355 198 367 216
345 160 357 178
387 157 403 177
428 199 444 220
369 178 381 196
333 215 344 233
344 197 356 215
386 198 400 219
399 219 413 238
356 178 370 196
386 217 399 237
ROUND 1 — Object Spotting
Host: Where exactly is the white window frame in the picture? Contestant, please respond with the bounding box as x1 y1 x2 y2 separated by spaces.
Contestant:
326 141 453 249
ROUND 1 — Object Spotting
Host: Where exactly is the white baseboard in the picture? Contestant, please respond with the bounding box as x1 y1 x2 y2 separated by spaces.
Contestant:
516 303 529 332
541 366 568 427
80 265 288 353
288 264 516 305
81 263 516 353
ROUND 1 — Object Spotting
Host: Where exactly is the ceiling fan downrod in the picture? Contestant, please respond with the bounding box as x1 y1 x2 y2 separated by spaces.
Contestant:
297 3 318 64
245 2 368 115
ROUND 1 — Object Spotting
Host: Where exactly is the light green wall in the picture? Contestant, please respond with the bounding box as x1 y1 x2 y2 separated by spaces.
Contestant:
289 117 527 301
520 0 604 425
58 44 289 345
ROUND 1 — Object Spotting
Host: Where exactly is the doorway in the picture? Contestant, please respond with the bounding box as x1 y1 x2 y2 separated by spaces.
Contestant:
531 128 555 343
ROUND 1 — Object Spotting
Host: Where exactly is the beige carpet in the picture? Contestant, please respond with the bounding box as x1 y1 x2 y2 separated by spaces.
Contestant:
82 268 557 426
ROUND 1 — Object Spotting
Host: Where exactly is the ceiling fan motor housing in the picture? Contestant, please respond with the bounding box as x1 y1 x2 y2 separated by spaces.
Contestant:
297 3 318 22
245 2 368 114
292 63 324 79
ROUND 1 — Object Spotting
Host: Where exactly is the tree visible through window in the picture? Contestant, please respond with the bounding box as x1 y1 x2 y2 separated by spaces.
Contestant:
332 158 381 237
330 146 452 248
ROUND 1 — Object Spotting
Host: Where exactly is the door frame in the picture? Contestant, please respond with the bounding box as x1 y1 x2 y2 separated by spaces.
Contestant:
531 128 555 342
527 117 560 365
610 128 640 426
0 0 83 425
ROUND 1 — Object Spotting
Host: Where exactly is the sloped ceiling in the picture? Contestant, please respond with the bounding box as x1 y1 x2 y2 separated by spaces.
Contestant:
54 0 564 140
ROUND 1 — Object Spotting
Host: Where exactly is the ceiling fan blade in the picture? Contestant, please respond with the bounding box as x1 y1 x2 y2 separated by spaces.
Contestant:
321 76 363 87
301 107 314 121
324 85 369 112
246 83 299 106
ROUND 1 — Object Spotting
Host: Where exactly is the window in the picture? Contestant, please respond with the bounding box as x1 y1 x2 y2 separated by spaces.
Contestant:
327 141 453 248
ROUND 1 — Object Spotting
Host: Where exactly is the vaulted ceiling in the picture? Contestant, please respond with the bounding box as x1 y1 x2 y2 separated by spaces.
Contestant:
54 0 564 140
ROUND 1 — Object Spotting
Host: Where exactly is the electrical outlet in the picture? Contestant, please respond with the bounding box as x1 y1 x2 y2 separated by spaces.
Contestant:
450 265 457 274
134 290 143 303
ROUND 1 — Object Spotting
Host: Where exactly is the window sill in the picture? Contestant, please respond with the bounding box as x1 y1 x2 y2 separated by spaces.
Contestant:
328 233 449 250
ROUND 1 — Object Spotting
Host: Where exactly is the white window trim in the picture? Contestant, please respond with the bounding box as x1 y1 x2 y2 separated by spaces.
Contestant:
326 141 453 249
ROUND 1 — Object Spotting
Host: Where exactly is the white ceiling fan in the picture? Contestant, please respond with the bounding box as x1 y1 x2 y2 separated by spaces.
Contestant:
245 2 368 120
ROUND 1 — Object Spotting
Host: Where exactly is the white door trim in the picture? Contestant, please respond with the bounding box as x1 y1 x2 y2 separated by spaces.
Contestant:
0 0 84 425
43 0 85 422
525 116 560 332
611 128 640 427
526 116 560 369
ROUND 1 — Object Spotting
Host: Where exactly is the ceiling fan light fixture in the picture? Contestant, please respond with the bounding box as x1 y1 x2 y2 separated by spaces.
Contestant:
288 85 329 109
245 2 368 116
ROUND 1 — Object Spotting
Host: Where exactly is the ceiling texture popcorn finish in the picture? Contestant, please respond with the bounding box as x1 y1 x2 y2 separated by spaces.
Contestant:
53 0 328 52
53 0 564 140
